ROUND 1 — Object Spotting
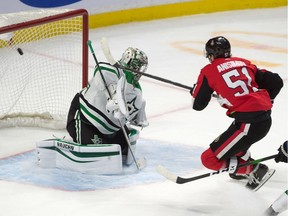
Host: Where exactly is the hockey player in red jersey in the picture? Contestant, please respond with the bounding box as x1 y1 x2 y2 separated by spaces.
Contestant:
190 36 283 190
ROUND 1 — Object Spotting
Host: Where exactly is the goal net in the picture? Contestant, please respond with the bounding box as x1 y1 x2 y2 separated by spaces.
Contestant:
0 9 89 129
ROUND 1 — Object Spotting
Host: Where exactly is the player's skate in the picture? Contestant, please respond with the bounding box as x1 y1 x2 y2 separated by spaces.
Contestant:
229 173 248 180
246 163 275 191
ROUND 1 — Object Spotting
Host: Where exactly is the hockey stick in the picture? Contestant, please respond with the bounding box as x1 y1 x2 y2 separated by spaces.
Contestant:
100 37 191 91
87 40 143 170
100 37 218 98
157 154 278 184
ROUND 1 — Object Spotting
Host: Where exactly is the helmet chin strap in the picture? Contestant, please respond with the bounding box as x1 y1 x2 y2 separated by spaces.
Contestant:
208 55 215 63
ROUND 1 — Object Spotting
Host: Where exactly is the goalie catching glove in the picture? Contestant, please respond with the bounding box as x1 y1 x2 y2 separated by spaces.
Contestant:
106 96 123 118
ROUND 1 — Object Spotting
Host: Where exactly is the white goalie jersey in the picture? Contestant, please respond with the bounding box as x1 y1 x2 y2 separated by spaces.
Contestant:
79 62 148 135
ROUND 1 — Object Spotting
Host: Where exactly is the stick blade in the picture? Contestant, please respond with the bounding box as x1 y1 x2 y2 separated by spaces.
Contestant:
136 157 147 170
100 37 117 65
156 165 178 182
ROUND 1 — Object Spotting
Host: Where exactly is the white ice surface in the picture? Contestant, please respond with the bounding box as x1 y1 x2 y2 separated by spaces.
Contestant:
0 7 287 216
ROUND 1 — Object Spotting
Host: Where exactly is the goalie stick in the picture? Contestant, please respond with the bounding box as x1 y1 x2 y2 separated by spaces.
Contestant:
157 154 277 184
135 157 147 170
100 37 218 99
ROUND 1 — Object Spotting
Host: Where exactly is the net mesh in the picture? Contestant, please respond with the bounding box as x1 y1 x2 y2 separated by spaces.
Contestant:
0 9 88 128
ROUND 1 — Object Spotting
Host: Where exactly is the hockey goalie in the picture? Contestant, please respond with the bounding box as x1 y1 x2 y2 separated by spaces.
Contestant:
36 45 149 174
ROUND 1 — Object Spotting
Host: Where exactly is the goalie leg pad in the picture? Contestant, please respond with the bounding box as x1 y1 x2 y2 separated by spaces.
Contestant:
36 140 57 168
36 139 123 174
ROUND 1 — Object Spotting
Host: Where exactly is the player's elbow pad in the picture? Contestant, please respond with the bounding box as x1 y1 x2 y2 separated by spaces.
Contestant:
192 100 206 111
192 97 208 111
193 104 206 111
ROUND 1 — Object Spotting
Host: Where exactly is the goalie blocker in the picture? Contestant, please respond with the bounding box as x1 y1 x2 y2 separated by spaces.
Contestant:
36 139 123 174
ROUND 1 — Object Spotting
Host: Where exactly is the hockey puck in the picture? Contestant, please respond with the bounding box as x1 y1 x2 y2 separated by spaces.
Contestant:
17 48 24 55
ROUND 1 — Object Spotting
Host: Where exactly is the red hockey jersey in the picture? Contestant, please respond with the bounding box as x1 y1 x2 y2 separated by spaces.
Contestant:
192 57 273 116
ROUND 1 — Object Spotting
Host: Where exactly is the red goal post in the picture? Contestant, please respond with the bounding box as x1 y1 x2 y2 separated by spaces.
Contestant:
0 9 89 129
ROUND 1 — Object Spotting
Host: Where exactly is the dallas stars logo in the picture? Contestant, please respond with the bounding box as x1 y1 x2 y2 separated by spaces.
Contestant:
91 134 102 144
127 97 139 116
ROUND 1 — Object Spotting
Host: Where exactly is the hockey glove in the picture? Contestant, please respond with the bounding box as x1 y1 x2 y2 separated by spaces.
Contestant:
275 141 288 163
106 97 119 114
106 97 126 120
189 84 196 96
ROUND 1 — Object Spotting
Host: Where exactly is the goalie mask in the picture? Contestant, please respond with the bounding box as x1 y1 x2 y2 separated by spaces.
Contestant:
119 47 148 82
